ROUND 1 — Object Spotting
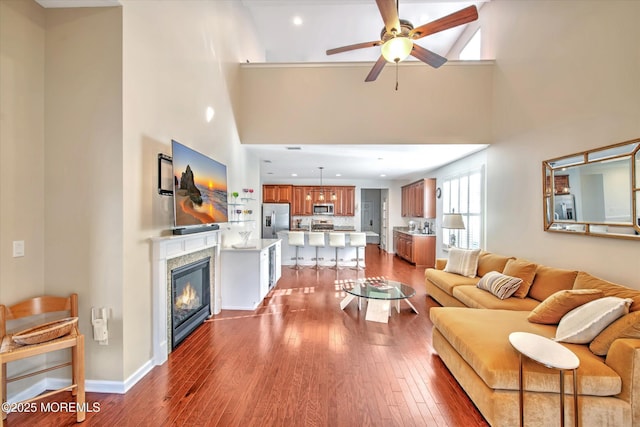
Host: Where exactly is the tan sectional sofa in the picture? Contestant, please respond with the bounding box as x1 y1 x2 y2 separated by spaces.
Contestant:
425 251 640 427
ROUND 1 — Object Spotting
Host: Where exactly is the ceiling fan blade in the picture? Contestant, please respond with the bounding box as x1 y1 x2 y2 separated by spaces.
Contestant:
365 56 387 82
326 41 382 56
410 45 447 69
376 0 401 34
410 5 478 40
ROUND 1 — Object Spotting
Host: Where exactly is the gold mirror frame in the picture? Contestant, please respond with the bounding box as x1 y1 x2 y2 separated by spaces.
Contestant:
543 138 640 240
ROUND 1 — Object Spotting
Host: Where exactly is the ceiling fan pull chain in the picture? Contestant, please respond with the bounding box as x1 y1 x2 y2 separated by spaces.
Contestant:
395 60 399 91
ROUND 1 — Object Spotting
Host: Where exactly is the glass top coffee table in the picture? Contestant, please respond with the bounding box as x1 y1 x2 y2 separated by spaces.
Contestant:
338 277 418 323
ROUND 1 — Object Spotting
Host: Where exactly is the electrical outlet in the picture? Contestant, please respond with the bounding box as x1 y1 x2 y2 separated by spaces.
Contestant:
12 241 25 257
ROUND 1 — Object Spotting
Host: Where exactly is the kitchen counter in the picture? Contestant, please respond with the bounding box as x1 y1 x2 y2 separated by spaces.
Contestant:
221 238 280 251
393 227 436 237
277 231 365 268
284 229 356 234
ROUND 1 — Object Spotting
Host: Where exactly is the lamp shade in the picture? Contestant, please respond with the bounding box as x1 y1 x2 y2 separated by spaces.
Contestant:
381 37 413 63
442 213 465 229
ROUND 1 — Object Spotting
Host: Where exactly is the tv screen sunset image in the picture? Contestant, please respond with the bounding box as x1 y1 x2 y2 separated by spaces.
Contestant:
172 141 228 227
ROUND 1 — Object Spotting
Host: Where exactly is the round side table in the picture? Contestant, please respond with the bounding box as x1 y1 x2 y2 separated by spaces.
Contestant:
508 332 580 427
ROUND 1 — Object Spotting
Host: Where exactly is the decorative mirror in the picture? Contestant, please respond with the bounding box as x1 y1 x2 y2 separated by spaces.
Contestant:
543 138 640 240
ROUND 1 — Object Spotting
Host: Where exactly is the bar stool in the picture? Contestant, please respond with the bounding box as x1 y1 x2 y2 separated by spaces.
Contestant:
329 232 346 270
308 232 326 269
349 232 367 270
288 231 305 270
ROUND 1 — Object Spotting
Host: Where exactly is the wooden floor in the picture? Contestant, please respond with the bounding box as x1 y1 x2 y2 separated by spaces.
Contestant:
6 245 488 426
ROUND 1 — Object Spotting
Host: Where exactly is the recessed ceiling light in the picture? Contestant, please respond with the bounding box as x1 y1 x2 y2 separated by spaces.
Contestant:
380 174 386 177
335 173 342 177
291 173 298 177
286 146 302 150
292 16 303 26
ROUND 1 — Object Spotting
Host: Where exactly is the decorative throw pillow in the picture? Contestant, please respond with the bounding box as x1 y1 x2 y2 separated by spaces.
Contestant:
476 271 523 300
528 289 604 324
444 248 481 278
502 259 538 299
589 311 640 356
528 266 579 302
573 272 640 312
476 252 514 277
555 297 632 344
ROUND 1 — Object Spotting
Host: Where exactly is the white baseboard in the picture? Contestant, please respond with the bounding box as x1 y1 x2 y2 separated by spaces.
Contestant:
9 358 156 401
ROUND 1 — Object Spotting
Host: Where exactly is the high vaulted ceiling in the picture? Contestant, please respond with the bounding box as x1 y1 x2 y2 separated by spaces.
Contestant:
241 1 490 180
241 0 486 63
35 0 491 181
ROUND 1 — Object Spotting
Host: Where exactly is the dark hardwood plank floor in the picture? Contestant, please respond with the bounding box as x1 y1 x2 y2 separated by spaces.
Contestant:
6 245 488 426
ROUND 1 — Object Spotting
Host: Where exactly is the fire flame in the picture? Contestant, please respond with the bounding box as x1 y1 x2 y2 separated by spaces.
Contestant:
175 283 200 310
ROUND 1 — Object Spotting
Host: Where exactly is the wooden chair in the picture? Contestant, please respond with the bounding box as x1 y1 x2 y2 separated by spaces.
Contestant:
0 294 85 425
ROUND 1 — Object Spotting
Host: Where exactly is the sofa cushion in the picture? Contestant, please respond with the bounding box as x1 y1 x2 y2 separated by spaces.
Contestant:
425 269 480 296
444 248 481 278
453 286 540 311
528 289 605 324
430 307 622 396
573 272 640 312
589 311 640 356
502 259 538 298
476 251 514 277
555 297 632 344
476 271 522 299
528 266 579 302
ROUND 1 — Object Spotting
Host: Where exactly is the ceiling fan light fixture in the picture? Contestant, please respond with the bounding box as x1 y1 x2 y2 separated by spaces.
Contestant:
381 37 413 63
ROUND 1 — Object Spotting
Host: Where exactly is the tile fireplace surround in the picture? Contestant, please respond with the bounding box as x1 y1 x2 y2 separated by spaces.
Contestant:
151 230 221 365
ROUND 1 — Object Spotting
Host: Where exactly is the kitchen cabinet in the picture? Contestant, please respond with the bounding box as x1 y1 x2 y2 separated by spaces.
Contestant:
291 185 355 216
393 230 435 268
221 240 281 310
336 186 355 216
292 186 312 215
401 179 436 218
262 185 292 203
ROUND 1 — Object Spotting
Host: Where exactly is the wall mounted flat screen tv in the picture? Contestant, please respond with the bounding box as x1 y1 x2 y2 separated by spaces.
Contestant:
172 140 228 228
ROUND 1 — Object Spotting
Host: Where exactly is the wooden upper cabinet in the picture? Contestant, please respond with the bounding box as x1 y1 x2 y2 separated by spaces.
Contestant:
290 185 355 216
401 179 436 218
262 185 292 203
339 187 355 216
291 186 312 216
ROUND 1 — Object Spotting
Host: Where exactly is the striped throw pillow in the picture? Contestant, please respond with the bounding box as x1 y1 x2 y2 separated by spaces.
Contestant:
477 271 523 299
443 248 481 278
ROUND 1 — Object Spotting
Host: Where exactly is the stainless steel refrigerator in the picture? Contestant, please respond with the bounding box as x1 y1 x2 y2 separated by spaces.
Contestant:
262 203 290 238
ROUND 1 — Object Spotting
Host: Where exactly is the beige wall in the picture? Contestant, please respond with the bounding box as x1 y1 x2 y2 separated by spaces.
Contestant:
121 0 262 379
44 6 124 381
484 0 640 287
1 0 262 393
239 61 493 145
0 0 45 303
0 0 47 395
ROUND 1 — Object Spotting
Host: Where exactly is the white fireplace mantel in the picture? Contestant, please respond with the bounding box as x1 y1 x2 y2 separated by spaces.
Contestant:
151 230 221 365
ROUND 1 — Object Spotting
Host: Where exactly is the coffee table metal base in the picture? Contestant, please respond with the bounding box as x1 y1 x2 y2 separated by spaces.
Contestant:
340 293 418 323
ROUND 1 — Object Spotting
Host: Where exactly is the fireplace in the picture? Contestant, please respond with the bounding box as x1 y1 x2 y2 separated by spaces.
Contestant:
170 257 210 349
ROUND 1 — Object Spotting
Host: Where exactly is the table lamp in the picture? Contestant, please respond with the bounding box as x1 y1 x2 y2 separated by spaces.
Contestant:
442 210 465 247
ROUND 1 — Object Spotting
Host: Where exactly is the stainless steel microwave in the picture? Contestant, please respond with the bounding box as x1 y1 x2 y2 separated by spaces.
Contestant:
313 203 334 215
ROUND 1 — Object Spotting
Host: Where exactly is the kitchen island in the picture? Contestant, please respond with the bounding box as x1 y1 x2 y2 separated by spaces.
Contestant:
277 231 365 268
220 239 281 310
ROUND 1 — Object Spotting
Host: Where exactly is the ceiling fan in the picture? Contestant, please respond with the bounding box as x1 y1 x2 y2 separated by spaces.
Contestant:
326 0 479 84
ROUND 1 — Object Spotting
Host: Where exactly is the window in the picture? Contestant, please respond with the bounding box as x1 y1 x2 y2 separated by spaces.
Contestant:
442 167 484 249
460 29 481 60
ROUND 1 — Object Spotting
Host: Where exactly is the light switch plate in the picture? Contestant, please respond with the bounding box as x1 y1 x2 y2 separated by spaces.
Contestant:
13 241 25 257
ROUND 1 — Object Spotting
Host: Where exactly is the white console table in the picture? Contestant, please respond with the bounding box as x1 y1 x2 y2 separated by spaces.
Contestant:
220 239 281 310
